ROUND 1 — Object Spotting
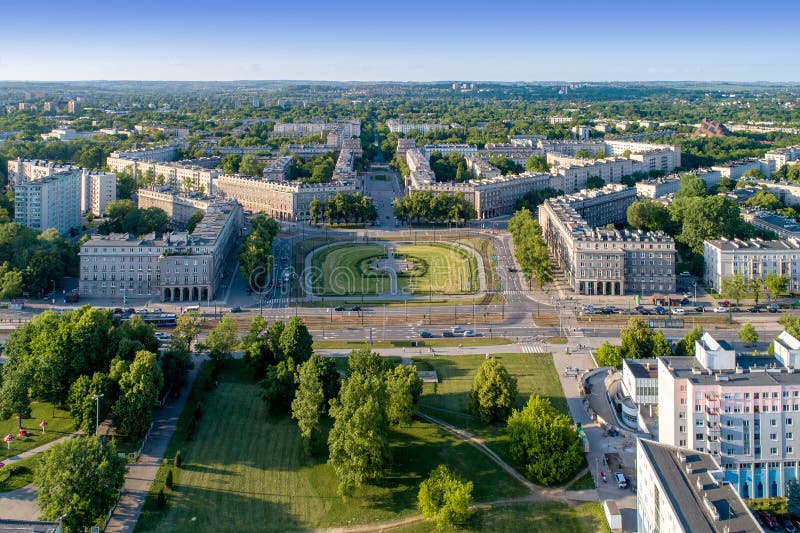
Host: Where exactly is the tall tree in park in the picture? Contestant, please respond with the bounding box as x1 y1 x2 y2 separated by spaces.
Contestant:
508 208 553 289
241 315 276 377
652 330 674 358
620 317 654 359
417 464 474 531
595 342 623 367
739 323 759 346
675 326 704 357
328 373 390 495
203 315 239 363
174 311 202 347
0 363 32 429
113 350 164 438
720 274 748 306
469 357 518 423
239 154 265 177
159 337 194 392
279 317 313 364
765 273 789 301
508 395 584 486
782 315 800 338
238 214 279 281
292 355 326 453
34 436 126 532
626 199 673 233
122 314 160 355
67 373 111 434
268 320 286 362
385 364 423 425
259 358 298 414
348 348 388 378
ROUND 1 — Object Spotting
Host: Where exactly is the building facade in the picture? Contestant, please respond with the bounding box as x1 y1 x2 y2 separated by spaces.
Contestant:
14 170 81 235
703 238 800 293
80 170 117 216
765 146 800 171
137 188 215 228
79 200 243 302
386 119 448 134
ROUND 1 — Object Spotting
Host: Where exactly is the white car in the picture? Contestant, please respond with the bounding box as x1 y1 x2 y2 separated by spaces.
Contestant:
713 306 728 313
679 271 692 277
671 308 685 315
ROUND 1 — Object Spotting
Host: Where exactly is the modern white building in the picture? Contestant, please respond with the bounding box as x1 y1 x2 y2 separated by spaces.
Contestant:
658 332 800 498
14 170 81 235
80 170 117 216
635 170 722 198
636 439 762 533
765 145 800 171
712 158 772 179
622 359 659 417
703 237 800 293
386 119 449 134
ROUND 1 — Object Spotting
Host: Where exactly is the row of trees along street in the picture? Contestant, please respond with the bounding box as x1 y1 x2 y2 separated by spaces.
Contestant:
508 208 553 288
392 190 476 225
309 192 378 225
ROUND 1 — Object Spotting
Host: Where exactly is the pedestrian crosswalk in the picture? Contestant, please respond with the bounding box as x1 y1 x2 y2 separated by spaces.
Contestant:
268 297 289 307
522 343 546 354
504 290 526 296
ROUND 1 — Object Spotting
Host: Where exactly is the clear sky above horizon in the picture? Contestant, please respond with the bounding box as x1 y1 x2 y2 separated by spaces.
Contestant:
2 0 799 82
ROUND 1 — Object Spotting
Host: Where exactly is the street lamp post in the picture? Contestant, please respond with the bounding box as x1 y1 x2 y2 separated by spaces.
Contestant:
91 393 104 436
51 279 56 306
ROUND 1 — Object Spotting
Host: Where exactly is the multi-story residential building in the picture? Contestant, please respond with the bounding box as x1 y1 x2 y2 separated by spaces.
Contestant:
765 145 800 171
547 116 572 125
704 238 800 293
622 358 659 418
419 144 478 159
106 157 219 194
636 438 762 533
80 170 117 216
67 100 79 114
7 158 66 185
635 170 722 198
712 158 772 179
108 144 179 163
395 138 417 161
386 119 449 134
465 156 502 179
480 143 546 164
538 185 676 295
261 156 293 181
658 331 800 499
137 188 215 228
741 210 800 240
405 148 436 187
79 200 243 302
571 125 590 140
766 182 800 206
40 128 80 141
332 138 363 182
14 170 81 235
215 175 358 220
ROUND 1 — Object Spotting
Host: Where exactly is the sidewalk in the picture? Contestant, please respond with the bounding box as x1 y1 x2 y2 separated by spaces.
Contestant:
1 431 80 466
104 355 204 533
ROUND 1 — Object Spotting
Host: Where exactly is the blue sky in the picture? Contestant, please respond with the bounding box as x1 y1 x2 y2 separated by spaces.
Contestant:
2 0 799 81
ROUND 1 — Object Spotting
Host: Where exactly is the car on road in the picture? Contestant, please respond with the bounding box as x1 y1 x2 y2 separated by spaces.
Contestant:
768 304 779 313
730 307 742 313
653 306 667 315
757 510 780 531
420 331 433 338
679 271 692 277
230 306 241 313
351 306 361 312
713 306 728 313
155 332 170 340
671 307 685 315
442 331 454 337
638 309 651 315
451 325 465 333
749 306 761 313
152 308 162 314
694 306 704 313
463 330 475 337
334 306 345 311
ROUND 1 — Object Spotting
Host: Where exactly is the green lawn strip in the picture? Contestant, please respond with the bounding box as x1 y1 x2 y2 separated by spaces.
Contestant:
565 470 596 491
0 455 37 492
547 336 568 344
390 501 610 533
303 293 503 307
0 402 74 461
396 243 477 295
415 353 572 482
136 359 527 532
313 338 513 350
311 243 390 296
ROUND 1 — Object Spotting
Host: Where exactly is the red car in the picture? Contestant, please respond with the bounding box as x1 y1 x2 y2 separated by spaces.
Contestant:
757 510 780 531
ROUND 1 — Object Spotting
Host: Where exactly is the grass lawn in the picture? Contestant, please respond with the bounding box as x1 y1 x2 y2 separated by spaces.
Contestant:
135 359 529 533
396 243 477 295
312 243 390 296
414 353 575 484
0 455 37 492
313 337 513 350
0 402 74 461
392 501 609 533
567 470 596 491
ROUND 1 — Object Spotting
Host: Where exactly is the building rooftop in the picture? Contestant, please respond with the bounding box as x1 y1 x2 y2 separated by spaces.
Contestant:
638 439 762 533
659 355 800 386
624 359 659 379
705 237 800 252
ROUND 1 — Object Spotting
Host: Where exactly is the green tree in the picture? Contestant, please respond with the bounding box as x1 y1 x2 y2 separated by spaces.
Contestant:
67 372 111 434
174 311 201 347
239 154 265 177
595 342 623 367
743 190 781 211
620 317 654 359
160 337 194 392
385 364 423 425
525 155 550 173
0 363 32 429
652 330 673 358
469 357 518 423
34 436 126 532
113 350 164 438
185 211 204 233
739 323 759 346
417 464 474 531
0 269 23 299
121 314 159 355
241 315 275 377
787 480 800 517
220 154 241 174
627 200 673 232
508 395 584 486
291 355 326 453
675 173 707 199
585 176 605 189
348 347 387 378
279 316 313 364
721 274 748 306
750 278 764 306
203 315 239 363
675 326 704 357
765 273 789 300
328 373 390 495
260 358 298 413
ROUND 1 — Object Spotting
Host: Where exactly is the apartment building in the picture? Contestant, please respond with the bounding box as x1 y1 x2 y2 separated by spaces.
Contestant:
635 170 722 198
419 144 478 159
405 148 435 186
658 331 800 499
332 138 363 182
108 144 180 163
215 175 358 220
79 200 243 302
14 170 81 235
465 156 501 179
480 143 545 164
7 158 66 185
704 238 800 293
636 439 762 533
106 157 219 194
538 185 676 295
765 145 800 171
261 156 293 181
712 158 772 179
741 210 800 240
386 119 449 134
137 188 214 228
80 170 117 216
395 138 417 161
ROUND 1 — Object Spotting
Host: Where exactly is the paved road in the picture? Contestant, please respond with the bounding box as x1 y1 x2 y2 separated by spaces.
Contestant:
105 354 204 533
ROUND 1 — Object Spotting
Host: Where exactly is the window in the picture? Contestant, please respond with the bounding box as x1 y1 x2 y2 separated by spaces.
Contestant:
772 419 778 426
787 432 794 440
771 447 778 455
771 433 778 441
696 419 705 427
788 418 794 425
696 433 705 441
789 447 795 454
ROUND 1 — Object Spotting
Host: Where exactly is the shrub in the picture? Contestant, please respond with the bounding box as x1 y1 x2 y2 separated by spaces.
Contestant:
174 450 182 468
165 469 174 489
157 489 166 509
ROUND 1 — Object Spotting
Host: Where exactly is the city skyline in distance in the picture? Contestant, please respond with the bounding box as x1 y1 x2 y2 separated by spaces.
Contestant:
1 0 799 82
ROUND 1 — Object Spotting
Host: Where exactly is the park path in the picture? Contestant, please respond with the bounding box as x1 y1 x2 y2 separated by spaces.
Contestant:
1 429 80 466
104 354 205 533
